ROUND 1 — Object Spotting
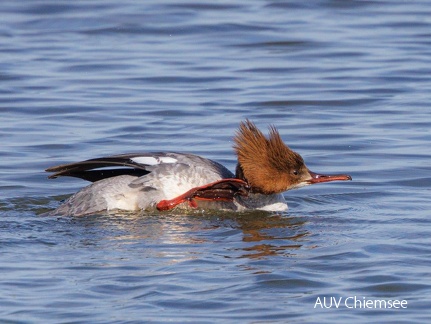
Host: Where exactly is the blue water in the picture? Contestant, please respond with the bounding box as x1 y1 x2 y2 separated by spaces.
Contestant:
1 0 431 323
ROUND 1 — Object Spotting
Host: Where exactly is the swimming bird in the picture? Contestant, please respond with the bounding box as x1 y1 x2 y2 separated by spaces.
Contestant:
46 120 351 216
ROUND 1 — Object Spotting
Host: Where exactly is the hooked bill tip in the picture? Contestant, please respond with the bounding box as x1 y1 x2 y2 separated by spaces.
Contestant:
308 170 352 184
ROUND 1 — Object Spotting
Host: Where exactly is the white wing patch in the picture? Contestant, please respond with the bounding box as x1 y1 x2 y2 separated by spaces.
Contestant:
131 156 178 165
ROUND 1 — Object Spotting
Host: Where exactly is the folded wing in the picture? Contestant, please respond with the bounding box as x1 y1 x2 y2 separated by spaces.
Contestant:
45 152 181 182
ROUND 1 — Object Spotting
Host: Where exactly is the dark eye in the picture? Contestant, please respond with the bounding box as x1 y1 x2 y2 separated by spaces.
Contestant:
293 170 299 176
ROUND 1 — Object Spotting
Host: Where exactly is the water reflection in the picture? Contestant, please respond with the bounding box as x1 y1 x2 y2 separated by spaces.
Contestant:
223 213 309 259
64 209 311 260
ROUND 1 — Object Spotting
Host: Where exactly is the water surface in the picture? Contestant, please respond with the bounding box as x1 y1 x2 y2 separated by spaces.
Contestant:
1 0 431 323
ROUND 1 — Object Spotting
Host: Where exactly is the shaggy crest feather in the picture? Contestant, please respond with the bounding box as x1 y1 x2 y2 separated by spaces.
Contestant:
233 120 306 194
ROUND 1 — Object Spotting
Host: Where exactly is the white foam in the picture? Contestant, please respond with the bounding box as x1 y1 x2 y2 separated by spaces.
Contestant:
258 202 288 212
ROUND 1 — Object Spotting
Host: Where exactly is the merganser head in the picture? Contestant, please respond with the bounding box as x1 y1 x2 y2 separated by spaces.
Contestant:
233 120 352 195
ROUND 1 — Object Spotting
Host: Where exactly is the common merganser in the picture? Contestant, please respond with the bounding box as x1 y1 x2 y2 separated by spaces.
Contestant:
46 120 352 216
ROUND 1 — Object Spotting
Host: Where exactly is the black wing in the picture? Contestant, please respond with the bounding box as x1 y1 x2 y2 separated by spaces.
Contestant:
45 152 174 182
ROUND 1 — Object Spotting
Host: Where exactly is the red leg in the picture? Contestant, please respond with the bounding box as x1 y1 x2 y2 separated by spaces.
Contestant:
156 178 249 211
156 188 198 211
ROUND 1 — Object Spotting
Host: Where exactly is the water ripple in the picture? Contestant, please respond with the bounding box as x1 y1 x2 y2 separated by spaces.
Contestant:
1 0 431 322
